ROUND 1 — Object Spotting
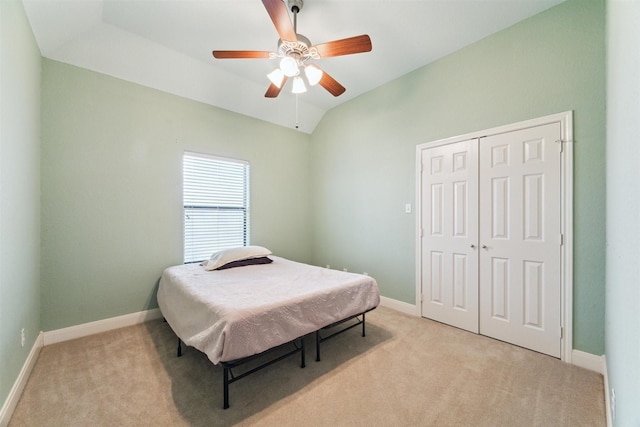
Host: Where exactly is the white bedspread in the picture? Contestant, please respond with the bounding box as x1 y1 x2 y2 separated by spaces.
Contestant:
157 256 380 364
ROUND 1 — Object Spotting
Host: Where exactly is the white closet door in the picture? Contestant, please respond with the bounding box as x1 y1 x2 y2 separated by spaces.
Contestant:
421 139 479 333
478 123 562 357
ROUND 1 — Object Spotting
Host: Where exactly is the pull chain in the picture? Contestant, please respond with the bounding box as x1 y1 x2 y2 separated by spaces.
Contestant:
295 94 299 129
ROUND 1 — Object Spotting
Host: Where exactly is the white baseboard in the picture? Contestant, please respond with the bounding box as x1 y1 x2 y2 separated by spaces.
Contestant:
1 308 163 425
0 332 43 427
380 298 607 374
603 355 612 427
571 349 605 374
571 351 608 425
43 308 163 346
379 296 419 316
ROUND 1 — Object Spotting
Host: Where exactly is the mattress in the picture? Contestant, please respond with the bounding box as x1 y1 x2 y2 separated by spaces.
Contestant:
157 256 380 364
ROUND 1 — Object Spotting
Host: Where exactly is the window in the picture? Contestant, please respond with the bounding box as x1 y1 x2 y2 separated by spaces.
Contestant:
183 152 250 263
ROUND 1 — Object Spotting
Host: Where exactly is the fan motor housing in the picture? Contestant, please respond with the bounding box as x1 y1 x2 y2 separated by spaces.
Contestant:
277 34 319 63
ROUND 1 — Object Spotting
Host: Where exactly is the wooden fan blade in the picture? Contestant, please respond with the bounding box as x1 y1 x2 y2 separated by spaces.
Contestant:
265 77 289 98
317 70 346 97
212 50 271 59
314 35 372 58
262 0 297 42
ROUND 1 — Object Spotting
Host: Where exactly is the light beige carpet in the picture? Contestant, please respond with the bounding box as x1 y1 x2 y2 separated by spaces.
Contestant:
9 306 605 426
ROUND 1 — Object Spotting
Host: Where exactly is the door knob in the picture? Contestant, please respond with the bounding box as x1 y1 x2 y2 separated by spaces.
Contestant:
470 244 476 249
482 245 488 249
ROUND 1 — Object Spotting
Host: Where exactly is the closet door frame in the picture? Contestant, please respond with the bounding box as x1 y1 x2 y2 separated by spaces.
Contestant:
415 111 574 362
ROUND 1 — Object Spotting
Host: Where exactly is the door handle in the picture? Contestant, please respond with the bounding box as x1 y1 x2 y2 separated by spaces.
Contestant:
470 244 476 249
482 245 488 249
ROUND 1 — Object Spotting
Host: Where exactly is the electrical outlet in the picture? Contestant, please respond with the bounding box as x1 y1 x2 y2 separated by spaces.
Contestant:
343 268 348 272
21 328 25 348
611 387 616 420
326 265 330 269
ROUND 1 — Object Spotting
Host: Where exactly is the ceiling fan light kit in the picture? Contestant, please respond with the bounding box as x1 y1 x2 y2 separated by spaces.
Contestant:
292 76 307 94
279 55 300 77
212 0 372 98
267 68 285 88
304 64 322 86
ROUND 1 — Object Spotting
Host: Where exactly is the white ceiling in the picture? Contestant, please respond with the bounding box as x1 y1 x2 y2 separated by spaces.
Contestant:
23 0 565 133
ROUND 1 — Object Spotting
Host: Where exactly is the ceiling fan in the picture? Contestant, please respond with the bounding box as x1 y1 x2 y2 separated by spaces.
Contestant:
212 0 372 98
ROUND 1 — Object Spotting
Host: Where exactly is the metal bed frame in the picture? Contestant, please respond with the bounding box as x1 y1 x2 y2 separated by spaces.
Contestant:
177 335 305 409
314 309 374 362
221 338 305 409
174 308 374 409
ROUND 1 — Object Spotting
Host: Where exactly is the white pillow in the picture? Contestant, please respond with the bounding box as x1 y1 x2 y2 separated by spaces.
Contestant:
201 246 272 271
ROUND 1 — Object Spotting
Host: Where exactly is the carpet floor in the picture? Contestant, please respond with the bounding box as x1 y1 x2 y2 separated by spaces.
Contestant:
9 306 605 426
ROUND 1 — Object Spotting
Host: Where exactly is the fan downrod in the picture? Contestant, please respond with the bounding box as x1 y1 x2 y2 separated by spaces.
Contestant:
275 0 317 64
288 0 303 14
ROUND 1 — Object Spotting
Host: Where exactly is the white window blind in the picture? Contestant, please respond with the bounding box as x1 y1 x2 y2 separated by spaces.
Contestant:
183 152 250 263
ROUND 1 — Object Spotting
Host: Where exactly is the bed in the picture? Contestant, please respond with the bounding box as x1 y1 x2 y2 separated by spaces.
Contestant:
157 247 380 408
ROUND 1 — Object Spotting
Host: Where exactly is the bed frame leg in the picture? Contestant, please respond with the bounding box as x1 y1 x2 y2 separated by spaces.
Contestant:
301 337 306 368
177 338 182 357
362 312 366 337
315 331 321 362
223 367 230 409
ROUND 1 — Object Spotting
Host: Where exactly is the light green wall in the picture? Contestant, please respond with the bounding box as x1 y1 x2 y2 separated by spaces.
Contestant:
0 0 615 416
40 60 312 331
7 0 607 364
0 0 42 408
310 0 606 355
606 1 640 425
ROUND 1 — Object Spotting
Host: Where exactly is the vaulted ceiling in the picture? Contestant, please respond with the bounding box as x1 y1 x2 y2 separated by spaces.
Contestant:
23 0 565 133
